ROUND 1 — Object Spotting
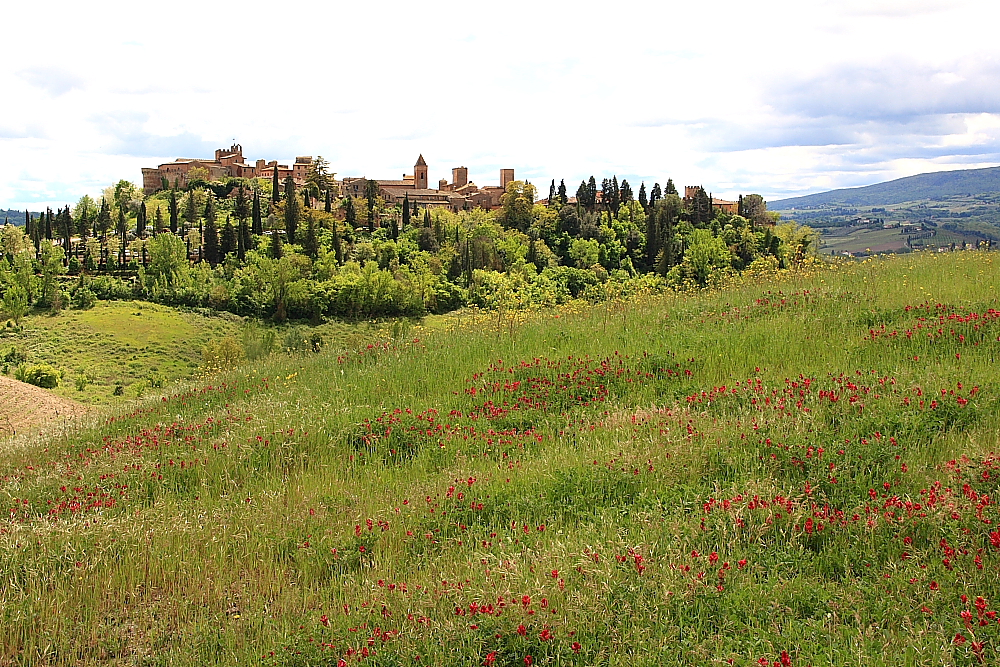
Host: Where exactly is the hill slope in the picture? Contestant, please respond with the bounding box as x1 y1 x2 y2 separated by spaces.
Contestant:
2 253 1000 666
0 375 88 437
772 165 1000 208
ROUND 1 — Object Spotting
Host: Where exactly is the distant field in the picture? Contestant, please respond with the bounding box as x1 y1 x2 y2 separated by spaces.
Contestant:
818 226 911 254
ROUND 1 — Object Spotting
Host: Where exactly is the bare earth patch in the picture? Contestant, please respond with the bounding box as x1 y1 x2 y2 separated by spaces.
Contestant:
0 375 89 437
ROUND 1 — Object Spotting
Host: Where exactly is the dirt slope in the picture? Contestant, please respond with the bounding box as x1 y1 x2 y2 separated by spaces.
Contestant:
0 375 89 437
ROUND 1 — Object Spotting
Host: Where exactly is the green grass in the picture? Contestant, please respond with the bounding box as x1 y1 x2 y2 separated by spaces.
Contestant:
0 301 400 405
2 251 1000 666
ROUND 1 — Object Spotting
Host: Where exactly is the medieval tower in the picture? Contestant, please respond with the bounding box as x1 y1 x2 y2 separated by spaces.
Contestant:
414 155 428 190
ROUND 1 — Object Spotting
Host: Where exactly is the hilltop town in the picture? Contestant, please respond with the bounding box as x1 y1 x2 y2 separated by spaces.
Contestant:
142 145 516 213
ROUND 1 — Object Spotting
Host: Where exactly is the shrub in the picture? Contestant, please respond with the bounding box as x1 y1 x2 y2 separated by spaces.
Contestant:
14 363 61 389
203 336 245 371
72 287 97 310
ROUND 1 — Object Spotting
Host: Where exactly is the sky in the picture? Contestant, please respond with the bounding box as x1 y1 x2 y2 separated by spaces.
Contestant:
3 0 1000 210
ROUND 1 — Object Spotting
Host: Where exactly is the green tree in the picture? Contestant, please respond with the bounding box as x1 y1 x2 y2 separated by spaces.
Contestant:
74 195 94 240
221 218 237 258
202 194 215 238
137 201 147 237
664 178 677 195
638 182 648 211
203 217 220 266
145 233 187 286
680 228 732 285
184 189 199 234
402 193 411 229
269 227 283 259
303 213 319 259
272 165 280 204
557 179 568 207
283 176 299 243
648 183 662 210
305 156 330 198
235 187 250 226
37 243 66 306
343 196 357 229
497 181 537 232
252 188 263 235
741 194 769 227
330 219 342 264
364 179 379 233
1 284 29 326
168 190 179 234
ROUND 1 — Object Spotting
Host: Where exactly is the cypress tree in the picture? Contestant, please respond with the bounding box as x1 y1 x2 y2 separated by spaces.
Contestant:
271 165 280 204
664 178 677 195
364 179 378 233
638 182 648 211
283 176 299 243
116 205 127 270
423 209 431 228
137 201 147 237
235 187 250 228
184 189 198 234
24 211 31 239
269 226 283 259
168 190 179 234
548 179 556 206
402 193 411 229
304 213 319 259
203 194 216 236
649 183 662 210
252 189 263 235
237 218 247 260
587 176 598 212
331 219 342 264
557 179 568 207
411 197 417 218
203 217 220 266
45 208 53 240
241 218 254 254
221 218 237 258
344 197 356 229
154 207 163 236
325 189 332 214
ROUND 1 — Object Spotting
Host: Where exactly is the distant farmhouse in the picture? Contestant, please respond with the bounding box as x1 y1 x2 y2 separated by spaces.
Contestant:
683 186 739 215
340 155 514 212
142 147 515 212
141 144 314 195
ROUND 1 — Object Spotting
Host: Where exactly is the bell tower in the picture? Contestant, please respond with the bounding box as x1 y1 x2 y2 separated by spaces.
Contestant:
414 154 428 190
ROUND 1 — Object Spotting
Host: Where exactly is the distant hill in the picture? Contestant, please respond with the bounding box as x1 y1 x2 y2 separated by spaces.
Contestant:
1 209 40 226
771 166 1000 209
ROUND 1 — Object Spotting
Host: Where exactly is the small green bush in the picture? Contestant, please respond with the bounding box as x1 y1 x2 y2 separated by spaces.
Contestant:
14 363 61 389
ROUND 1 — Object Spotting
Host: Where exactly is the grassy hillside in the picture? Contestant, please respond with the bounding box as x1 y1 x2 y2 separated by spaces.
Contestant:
2 252 1000 666
771 166 1000 209
0 301 399 405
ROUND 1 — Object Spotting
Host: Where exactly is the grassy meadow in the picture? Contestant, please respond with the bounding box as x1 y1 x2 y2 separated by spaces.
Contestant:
1 251 999 666
0 301 398 405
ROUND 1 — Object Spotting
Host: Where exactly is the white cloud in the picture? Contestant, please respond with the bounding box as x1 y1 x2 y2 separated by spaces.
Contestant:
2 0 1000 208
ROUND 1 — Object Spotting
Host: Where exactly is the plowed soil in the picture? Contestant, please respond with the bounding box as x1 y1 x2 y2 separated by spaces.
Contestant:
0 375 89 437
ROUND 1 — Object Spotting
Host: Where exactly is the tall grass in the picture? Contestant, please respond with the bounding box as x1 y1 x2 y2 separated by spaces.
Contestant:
2 251 999 666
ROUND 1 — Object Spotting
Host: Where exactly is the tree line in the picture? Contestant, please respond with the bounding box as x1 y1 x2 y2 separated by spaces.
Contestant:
1 164 817 325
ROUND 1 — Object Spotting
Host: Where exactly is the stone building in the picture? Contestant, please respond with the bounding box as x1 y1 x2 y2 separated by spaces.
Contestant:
683 185 739 215
338 155 516 212
140 144 312 194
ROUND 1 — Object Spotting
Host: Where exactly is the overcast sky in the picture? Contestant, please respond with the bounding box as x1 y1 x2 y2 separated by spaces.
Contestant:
3 0 1000 210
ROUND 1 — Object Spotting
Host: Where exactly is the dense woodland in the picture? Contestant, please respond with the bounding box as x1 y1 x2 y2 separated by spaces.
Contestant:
1 165 816 323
